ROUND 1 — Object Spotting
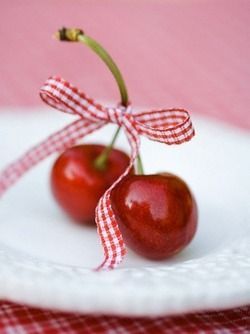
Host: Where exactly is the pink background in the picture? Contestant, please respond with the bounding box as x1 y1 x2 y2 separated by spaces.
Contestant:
1 0 250 130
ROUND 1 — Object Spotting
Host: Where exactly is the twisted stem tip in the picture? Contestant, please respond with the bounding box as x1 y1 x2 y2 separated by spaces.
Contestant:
55 27 84 42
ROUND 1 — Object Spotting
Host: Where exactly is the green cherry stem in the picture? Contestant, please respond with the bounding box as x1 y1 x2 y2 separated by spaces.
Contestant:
94 127 120 171
77 33 128 170
136 154 144 175
78 34 128 106
56 27 144 173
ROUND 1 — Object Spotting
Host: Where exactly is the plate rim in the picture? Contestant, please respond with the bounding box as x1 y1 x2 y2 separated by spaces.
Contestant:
0 238 249 316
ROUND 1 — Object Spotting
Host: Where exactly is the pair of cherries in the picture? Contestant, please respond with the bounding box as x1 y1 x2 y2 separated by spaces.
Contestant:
51 144 197 260
50 28 198 261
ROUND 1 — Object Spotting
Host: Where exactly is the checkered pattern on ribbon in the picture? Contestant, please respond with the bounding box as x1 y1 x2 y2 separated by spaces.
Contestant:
0 76 195 270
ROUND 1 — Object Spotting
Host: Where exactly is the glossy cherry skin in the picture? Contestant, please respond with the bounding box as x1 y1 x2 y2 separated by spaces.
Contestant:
110 173 198 260
51 144 131 224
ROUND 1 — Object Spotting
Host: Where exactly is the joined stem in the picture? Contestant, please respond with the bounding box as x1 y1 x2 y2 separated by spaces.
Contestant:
78 35 128 107
56 27 144 173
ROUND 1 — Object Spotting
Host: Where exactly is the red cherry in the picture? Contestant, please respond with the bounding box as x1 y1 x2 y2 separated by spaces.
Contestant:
110 173 198 260
51 144 131 224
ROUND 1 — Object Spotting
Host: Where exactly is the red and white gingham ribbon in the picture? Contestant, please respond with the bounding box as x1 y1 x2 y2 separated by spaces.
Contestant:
0 76 195 270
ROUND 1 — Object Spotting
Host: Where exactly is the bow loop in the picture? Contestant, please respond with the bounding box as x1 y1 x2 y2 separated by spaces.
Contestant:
40 77 108 123
134 108 195 145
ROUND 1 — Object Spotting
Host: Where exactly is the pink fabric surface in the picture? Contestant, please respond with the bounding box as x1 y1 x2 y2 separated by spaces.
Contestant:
1 0 250 129
0 301 249 334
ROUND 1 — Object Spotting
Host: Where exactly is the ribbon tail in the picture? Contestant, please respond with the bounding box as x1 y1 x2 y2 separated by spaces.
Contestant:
0 119 104 198
95 118 140 270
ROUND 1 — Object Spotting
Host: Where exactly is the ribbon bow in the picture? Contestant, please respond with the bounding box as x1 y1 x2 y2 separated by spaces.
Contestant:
0 76 195 270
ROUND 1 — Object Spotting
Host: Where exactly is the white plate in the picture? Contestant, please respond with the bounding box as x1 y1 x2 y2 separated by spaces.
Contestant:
0 108 249 317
